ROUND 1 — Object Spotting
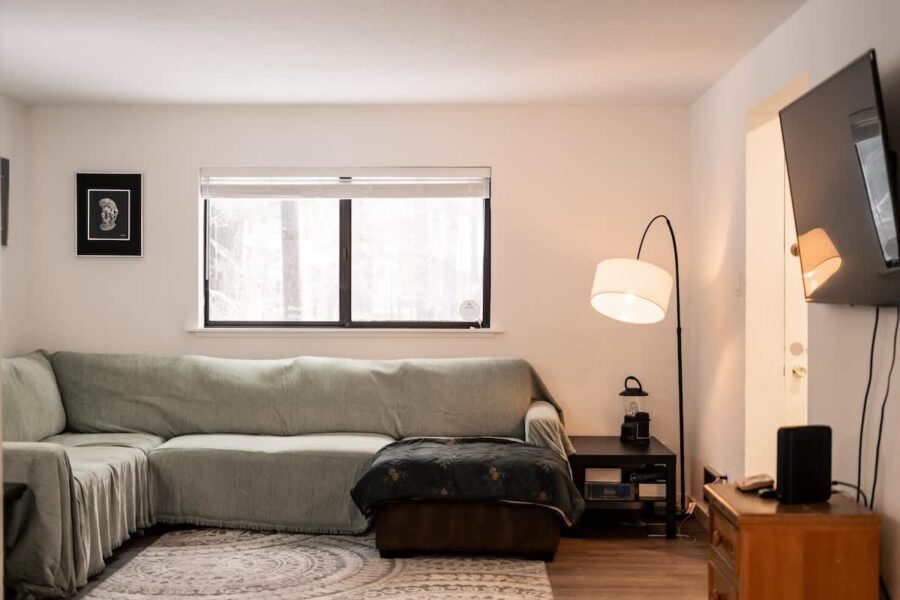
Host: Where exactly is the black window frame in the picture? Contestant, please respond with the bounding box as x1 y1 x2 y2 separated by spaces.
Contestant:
203 196 491 329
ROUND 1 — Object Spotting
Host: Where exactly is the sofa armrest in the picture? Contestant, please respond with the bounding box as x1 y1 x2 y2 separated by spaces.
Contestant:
3 442 80 598
525 401 576 460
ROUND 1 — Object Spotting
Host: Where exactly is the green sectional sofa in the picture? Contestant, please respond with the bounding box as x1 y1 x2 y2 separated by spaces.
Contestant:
2 350 574 598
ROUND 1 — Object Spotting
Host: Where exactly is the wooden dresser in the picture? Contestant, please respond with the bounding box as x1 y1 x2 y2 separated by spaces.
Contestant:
704 483 880 599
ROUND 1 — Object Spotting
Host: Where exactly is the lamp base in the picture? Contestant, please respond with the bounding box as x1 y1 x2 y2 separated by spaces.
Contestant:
620 411 651 444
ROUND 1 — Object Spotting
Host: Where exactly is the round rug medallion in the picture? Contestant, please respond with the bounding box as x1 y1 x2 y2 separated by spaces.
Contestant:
83 529 553 600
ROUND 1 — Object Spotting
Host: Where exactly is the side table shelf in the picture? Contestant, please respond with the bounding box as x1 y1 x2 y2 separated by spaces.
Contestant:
568 435 677 539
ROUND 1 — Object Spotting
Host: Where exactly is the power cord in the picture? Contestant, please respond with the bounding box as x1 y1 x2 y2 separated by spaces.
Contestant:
857 307 880 503
832 480 869 507
852 307 893 600
648 500 696 542
871 306 899 511
860 307 898 600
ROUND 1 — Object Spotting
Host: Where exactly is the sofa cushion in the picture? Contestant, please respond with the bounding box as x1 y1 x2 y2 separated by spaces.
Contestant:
66 446 153 581
44 432 164 455
51 352 557 440
3 351 66 442
149 433 394 534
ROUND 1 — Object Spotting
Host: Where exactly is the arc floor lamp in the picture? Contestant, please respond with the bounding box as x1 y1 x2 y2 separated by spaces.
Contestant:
590 214 686 515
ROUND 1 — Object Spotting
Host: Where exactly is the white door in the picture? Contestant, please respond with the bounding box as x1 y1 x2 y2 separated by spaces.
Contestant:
783 164 808 426
744 115 808 477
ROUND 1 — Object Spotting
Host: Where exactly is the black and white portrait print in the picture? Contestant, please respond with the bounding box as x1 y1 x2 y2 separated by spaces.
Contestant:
77 173 142 256
87 189 130 241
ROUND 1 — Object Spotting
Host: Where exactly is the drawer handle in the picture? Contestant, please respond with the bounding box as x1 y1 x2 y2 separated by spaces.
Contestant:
711 590 726 600
711 530 731 552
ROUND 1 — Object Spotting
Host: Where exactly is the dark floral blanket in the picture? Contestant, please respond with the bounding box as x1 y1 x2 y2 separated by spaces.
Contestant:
351 437 585 526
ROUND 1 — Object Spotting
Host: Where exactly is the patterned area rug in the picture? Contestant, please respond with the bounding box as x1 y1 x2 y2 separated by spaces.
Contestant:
83 529 553 599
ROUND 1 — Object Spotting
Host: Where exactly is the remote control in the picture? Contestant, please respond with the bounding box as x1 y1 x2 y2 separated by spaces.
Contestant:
736 474 775 492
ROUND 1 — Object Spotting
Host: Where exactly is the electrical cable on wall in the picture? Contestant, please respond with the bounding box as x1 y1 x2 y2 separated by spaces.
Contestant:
857 307 880 503
870 306 899 511
851 306 892 600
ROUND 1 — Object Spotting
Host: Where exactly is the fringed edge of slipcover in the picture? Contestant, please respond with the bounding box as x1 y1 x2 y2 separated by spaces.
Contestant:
85 519 155 578
153 515 372 536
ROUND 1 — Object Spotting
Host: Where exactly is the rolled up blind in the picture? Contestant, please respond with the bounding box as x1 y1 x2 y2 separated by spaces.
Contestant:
201 167 491 199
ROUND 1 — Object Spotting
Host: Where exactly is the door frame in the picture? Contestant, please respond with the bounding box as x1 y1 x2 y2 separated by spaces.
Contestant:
744 76 810 477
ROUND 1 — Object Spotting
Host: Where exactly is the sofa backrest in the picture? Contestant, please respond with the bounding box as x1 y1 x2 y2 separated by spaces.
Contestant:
50 352 555 440
3 351 67 442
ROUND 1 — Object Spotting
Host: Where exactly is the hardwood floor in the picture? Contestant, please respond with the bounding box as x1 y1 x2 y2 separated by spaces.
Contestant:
549 526 708 599
71 521 709 599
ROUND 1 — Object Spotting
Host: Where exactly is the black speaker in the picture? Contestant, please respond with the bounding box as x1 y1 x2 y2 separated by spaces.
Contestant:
776 425 832 504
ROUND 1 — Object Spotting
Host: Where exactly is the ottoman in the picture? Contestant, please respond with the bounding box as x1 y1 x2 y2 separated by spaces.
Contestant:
351 437 584 561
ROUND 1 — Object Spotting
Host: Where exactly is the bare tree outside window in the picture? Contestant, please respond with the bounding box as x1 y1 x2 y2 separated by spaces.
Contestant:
208 198 340 322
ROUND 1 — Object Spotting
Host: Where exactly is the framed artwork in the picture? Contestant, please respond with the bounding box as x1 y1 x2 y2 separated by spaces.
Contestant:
76 173 142 256
1 157 9 247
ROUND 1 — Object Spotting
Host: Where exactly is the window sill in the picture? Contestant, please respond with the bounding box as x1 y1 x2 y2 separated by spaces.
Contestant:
185 327 504 339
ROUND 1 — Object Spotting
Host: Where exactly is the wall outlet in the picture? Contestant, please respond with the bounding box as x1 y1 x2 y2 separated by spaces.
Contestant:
703 466 728 485
702 466 728 503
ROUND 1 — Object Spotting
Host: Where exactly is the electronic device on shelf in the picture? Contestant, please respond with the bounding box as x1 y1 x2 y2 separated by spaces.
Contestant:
776 425 832 504
584 482 634 501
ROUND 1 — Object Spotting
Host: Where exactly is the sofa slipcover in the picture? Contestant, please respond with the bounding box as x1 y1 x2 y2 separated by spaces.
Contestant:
4 351 575 597
43 432 164 455
67 446 153 580
149 433 395 533
3 350 157 599
3 442 154 597
525 400 576 458
3 351 66 442
51 353 557 440
3 443 80 598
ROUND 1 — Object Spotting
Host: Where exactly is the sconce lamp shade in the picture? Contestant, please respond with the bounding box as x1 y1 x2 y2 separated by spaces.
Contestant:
591 258 673 324
797 228 842 294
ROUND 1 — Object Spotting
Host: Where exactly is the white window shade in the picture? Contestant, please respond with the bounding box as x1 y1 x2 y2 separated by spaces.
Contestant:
201 167 491 199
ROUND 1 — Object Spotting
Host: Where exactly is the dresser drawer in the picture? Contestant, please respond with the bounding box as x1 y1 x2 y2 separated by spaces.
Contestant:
709 506 739 573
708 559 739 600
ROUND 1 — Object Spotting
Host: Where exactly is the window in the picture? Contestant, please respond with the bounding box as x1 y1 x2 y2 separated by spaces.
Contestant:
203 168 491 328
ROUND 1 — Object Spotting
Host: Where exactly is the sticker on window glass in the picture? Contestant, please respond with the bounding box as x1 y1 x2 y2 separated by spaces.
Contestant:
459 300 480 321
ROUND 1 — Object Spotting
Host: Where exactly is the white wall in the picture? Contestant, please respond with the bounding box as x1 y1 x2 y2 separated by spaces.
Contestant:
0 95 29 356
688 0 900 592
21 104 691 461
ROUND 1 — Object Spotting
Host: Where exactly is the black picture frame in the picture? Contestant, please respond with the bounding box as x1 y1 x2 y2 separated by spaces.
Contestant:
76 173 142 256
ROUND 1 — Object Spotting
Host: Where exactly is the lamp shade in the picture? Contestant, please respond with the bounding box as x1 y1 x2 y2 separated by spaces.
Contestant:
591 258 673 324
796 227 842 294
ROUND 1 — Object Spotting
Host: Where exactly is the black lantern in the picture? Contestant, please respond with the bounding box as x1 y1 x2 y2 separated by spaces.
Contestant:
619 376 651 444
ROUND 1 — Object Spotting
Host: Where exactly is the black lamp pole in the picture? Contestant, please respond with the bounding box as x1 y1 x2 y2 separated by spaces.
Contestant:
636 214 686 515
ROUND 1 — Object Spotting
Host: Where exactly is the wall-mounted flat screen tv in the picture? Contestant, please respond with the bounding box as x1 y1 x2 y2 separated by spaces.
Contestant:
781 50 900 305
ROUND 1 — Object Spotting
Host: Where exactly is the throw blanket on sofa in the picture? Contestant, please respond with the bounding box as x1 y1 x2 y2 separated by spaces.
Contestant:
351 438 585 526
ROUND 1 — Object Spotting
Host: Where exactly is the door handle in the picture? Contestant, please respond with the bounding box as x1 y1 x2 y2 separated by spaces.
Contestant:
792 365 807 378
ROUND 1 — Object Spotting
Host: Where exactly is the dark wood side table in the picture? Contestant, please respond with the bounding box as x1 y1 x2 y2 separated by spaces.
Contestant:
569 436 676 539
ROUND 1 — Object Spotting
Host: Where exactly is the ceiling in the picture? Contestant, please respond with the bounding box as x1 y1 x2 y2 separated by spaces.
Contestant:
0 0 805 105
